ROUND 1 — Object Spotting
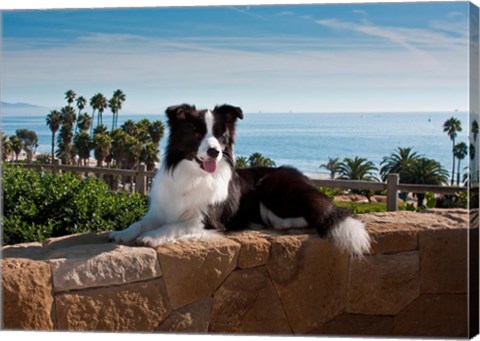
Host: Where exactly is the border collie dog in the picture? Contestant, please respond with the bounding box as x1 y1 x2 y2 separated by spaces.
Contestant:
109 104 371 256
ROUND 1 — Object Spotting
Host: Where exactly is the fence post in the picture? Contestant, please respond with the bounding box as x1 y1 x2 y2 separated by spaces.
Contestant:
386 173 399 212
52 159 60 174
136 163 146 196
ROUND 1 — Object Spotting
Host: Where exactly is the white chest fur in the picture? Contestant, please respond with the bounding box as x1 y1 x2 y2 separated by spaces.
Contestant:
148 159 232 224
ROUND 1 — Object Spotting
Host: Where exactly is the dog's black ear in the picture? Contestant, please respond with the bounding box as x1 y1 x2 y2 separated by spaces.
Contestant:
214 104 244 122
166 104 196 123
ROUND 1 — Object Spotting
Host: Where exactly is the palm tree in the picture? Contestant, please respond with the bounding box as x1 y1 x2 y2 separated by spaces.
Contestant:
75 96 87 133
403 157 449 206
9 135 23 162
337 156 378 181
320 157 341 179
73 132 92 166
380 147 420 182
110 89 126 130
235 156 248 168
148 120 165 146
93 133 112 167
77 113 92 133
90 93 108 134
111 129 129 168
141 142 160 171
453 142 468 186
1 132 12 161
65 89 76 107
121 119 139 137
93 124 108 136
109 97 120 131
472 119 479 141
96 94 108 127
248 152 276 167
56 106 77 164
124 135 143 169
470 143 476 161
76 96 87 114
443 117 462 185
46 110 62 162
135 119 151 143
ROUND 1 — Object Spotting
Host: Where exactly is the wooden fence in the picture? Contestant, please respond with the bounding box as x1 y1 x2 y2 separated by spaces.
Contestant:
11 162 470 212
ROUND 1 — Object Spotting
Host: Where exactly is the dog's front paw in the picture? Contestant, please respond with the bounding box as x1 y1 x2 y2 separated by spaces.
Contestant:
109 230 130 243
135 234 167 248
109 222 142 243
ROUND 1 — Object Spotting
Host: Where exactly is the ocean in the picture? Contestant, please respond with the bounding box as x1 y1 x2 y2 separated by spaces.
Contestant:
1 111 470 177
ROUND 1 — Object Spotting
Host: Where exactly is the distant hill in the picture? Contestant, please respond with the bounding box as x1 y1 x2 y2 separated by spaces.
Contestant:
1 101 53 116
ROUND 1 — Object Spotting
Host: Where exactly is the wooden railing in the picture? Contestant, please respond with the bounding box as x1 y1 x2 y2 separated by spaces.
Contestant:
307 173 468 211
15 160 156 196
10 162 469 211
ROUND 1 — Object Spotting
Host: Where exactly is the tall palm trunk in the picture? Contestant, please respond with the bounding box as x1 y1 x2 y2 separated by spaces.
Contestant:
456 158 462 186
90 110 96 136
450 138 456 186
51 132 56 162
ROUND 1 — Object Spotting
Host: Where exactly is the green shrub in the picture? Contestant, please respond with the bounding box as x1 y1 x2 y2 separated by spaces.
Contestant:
2 163 147 245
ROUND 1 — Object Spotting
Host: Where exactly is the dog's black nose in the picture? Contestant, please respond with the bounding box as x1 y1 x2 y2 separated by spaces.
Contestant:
207 148 220 158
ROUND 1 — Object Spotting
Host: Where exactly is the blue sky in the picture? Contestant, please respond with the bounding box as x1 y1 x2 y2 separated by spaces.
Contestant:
1 2 474 113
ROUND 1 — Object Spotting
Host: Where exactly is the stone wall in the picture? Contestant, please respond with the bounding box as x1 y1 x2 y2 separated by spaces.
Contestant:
2 209 478 337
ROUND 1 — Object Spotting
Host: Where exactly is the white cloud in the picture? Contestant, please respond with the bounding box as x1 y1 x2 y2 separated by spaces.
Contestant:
2 30 469 113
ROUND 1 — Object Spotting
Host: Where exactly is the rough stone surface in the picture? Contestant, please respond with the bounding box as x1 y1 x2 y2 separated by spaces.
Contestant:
420 228 468 294
347 251 420 315
157 297 212 333
314 314 394 336
210 267 291 334
369 229 418 254
361 210 468 232
394 294 468 337
226 231 271 269
156 235 240 309
267 235 349 334
1 258 54 330
43 232 110 249
0 209 473 335
47 244 161 292
361 210 467 255
2 242 51 260
55 278 171 331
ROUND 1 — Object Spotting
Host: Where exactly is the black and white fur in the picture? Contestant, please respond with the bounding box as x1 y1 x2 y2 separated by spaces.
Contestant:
109 104 370 256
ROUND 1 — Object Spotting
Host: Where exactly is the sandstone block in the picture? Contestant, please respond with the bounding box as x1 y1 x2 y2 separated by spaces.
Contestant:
347 251 420 315
2 242 50 260
420 228 468 294
156 235 240 309
394 294 468 337
210 267 291 334
267 235 349 334
2 258 54 330
55 278 171 331
314 314 394 336
369 229 418 254
227 231 271 269
157 297 212 333
42 232 110 249
47 244 161 292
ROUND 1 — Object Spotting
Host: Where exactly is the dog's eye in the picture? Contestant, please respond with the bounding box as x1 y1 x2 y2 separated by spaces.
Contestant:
192 125 203 138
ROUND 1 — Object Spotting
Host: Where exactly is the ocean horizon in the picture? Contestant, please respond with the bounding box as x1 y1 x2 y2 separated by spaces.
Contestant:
1 111 470 177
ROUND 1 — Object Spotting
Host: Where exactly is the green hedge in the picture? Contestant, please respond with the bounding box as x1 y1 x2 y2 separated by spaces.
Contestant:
2 163 147 245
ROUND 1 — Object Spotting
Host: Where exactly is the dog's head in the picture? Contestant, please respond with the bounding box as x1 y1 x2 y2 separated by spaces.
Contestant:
165 103 243 173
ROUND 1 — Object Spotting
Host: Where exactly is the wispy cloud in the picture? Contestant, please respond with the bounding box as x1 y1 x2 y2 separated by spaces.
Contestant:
315 17 467 55
3 29 468 112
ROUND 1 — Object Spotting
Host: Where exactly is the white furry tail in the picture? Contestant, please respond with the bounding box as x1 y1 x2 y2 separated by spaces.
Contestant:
328 217 371 257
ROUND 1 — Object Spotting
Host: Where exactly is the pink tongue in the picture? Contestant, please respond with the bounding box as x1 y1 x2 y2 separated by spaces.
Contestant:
202 160 217 173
